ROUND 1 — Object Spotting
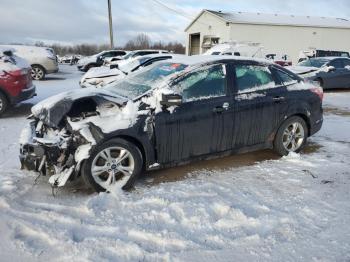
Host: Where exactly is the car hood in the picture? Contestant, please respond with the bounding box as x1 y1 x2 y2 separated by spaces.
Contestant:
81 66 124 82
286 65 319 75
78 55 97 66
31 88 128 128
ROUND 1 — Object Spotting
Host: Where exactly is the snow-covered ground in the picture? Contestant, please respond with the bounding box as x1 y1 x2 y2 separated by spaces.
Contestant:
0 65 349 261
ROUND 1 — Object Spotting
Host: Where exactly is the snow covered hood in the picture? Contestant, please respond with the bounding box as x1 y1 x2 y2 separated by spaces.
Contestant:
78 55 97 66
82 66 123 81
31 88 128 127
286 65 319 75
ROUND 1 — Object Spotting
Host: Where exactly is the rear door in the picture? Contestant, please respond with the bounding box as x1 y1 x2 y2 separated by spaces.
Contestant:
154 63 235 164
230 62 288 148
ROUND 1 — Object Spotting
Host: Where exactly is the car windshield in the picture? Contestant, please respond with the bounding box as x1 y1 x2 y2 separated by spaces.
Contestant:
118 57 147 73
123 51 137 60
106 62 188 99
298 59 329 68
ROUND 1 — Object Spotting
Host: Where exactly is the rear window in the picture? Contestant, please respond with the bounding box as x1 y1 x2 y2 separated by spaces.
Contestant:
273 68 299 85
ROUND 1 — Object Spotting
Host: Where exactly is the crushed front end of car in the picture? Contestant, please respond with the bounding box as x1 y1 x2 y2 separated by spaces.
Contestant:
19 116 95 188
19 89 129 188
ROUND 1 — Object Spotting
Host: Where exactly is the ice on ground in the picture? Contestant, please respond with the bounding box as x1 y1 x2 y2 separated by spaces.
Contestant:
0 65 349 261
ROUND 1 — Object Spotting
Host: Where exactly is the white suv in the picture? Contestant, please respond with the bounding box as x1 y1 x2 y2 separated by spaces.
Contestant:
0 45 59 80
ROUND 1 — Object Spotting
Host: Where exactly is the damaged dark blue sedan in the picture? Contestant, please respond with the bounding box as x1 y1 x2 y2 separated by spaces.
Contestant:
19 56 323 192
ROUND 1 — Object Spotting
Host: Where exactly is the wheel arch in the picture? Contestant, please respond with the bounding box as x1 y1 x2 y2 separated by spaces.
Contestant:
111 135 149 171
0 87 10 102
31 64 47 74
270 112 311 143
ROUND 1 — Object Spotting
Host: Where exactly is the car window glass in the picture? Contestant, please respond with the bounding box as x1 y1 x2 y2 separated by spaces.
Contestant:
342 59 350 69
329 59 343 69
235 65 275 93
174 64 226 102
274 69 298 85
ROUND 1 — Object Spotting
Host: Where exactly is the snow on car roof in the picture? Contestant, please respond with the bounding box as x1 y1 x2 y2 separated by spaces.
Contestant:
205 10 350 29
166 55 273 66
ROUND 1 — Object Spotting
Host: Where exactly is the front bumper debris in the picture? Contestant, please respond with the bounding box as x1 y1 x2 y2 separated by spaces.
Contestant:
19 120 78 188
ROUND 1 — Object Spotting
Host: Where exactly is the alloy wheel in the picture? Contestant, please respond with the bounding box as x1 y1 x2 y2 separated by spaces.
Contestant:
31 67 44 80
91 146 135 190
282 122 305 152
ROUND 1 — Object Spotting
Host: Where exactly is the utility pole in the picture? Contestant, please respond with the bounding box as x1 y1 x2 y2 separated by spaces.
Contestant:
107 0 114 48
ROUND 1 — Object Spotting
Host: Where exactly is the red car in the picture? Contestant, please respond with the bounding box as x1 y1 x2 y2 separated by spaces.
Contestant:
0 49 36 116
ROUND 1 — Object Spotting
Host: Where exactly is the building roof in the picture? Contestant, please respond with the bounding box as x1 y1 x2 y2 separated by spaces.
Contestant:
185 9 350 31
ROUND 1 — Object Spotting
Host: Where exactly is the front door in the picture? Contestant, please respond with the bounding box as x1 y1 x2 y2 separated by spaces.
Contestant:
154 63 234 164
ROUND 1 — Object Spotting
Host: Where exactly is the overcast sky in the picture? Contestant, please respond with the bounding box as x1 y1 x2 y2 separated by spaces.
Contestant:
0 0 349 46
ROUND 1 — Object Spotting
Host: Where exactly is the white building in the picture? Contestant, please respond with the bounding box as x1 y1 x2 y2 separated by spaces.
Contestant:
185 10 350 62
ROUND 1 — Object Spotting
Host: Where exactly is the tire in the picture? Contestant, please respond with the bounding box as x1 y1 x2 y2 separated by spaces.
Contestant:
82 138 143 192
31 65 46 80
0 92 8 116
273 116 308 156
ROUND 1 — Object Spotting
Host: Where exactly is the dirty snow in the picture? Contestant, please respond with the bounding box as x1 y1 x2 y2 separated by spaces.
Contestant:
0 65 350 261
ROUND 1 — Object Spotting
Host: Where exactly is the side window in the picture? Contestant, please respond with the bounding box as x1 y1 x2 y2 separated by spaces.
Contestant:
274 68 299 85
329 59 343 69
174 64 226 102
235 65 275 93
102 52 114 58
116 51 126 56
342 59 350 69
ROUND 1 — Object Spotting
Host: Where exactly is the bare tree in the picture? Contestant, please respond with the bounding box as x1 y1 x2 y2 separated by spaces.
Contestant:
134 33 151 49
46 33 185 56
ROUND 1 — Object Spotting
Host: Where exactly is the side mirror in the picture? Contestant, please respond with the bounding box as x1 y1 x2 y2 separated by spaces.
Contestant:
327 66 336 72
160 93 182 107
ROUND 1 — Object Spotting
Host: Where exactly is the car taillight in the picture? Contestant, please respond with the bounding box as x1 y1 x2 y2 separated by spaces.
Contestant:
311 87 324 101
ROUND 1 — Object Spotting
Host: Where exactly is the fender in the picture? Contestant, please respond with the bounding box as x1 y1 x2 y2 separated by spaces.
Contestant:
85 117 157 171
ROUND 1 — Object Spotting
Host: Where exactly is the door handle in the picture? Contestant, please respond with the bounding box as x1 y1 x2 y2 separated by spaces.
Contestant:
213 106 224 113
213 102 230 113
273 96 285 103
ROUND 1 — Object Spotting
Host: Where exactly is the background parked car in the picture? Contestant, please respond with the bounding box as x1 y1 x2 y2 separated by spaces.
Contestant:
287 57 350 89
0 45 59 80
58 54 82 65
298 49 350 63
121 50 169 60
265 54 292 66
0 48 36 116
77 50 127 72
80 54 180 88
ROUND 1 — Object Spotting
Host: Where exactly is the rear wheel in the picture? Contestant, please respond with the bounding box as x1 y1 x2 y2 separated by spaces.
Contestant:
274 116 308 156
31 65 45 80
0 92 8 116
82 138 143 192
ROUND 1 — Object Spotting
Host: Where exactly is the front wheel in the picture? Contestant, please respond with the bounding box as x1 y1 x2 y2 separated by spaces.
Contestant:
82 138 143 192
31 65 45 80
274 116 308 156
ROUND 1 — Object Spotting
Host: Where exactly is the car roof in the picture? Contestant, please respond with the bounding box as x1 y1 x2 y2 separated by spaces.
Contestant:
131 49 168 53
310 56 350 60
165 55 273 66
